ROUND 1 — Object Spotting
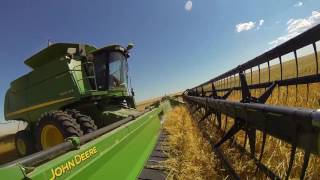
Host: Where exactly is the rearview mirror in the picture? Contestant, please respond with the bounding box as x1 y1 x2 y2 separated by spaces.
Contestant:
127 43 134 50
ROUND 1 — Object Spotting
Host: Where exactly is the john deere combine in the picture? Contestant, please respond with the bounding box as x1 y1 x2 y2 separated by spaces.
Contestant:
0 42 172 179
4 43 140 155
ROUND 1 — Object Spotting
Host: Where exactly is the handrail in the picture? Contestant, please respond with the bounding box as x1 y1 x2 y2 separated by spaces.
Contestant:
71 61 98 91
194 24 320 90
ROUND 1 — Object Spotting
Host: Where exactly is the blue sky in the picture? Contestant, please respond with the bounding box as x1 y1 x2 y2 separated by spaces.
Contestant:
0 0 320 121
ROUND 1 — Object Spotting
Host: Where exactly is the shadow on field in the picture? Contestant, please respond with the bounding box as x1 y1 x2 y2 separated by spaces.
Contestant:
0 134 18 164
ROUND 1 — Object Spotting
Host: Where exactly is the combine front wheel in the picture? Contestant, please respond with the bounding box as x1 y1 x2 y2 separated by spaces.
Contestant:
36 111 83 150
15 130 35 156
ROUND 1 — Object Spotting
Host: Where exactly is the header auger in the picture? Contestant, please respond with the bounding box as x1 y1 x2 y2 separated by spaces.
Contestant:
184 24 320 179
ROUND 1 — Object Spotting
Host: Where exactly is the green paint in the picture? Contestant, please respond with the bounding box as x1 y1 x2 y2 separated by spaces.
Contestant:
0 166 26 179
65 137 81 150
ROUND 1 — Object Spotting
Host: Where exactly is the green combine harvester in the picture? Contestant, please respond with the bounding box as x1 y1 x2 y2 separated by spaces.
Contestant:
0 43 172 179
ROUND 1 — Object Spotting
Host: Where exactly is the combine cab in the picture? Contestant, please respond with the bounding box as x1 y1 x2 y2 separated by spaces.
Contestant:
4 43 139 155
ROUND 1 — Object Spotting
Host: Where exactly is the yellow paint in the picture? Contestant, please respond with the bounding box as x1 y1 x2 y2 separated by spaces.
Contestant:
49 146 98 180
6 97 75 117
16 138 27 155
41 124 64 150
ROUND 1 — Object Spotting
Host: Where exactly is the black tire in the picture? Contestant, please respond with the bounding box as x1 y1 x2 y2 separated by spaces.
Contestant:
36 111 83 150
66 109 97 134
15 130 35 157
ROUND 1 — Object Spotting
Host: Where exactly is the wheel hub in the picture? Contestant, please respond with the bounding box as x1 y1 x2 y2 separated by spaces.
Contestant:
40 124 64 150
16 138 27 155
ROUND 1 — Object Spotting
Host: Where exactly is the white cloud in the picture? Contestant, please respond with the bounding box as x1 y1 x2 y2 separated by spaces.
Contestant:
259 19 265 26
236 21 256 32
269 11 320 47
294 1 303 7
269 31 300 47
256 19 265 30
185 1 192 11
287 18 294 25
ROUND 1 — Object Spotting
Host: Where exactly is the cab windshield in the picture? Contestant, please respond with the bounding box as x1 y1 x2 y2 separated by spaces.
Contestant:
92 51 128 90
108 52 128 89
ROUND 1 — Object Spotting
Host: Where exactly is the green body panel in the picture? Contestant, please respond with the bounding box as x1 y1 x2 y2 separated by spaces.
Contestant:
5 58 82 122
0 166 26 179
5 43 89 122
0 102 171 180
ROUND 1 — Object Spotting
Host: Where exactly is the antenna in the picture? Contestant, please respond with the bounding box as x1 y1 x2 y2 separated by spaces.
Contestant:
129 77 132 90
129 77 135 96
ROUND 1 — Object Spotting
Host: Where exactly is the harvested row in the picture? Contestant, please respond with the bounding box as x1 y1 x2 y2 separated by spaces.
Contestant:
162 106 224 180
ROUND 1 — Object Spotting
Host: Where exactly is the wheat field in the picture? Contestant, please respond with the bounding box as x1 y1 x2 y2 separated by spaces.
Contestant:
163 52 320 179
162 106 225 180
